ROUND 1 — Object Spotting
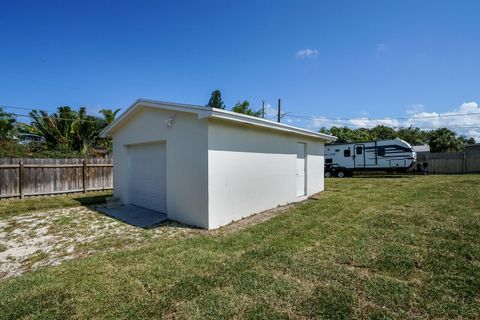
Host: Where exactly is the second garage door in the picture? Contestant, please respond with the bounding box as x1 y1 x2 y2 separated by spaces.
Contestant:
127 142 167 213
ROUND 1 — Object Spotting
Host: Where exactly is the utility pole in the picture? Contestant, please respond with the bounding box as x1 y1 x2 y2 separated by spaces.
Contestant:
262 100 265 119
277 98 281 123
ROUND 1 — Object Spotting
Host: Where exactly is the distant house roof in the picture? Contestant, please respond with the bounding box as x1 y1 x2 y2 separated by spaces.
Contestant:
465 143 480 156
100 98 337 142
465 143 480 149
412 144 430 153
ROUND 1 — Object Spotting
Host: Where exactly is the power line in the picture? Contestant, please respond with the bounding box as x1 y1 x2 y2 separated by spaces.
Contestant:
4 103 480 122
429 125 480 128
10 113 105 124
283 116 480 129
1 104 110 123
0 105 38 112
14 111 479 132
283 111 480 130
3 103 480 130
285 111 480 121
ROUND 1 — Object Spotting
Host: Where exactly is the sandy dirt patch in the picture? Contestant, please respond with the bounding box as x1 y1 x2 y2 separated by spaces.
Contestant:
0 196 312 280
0 207 194 280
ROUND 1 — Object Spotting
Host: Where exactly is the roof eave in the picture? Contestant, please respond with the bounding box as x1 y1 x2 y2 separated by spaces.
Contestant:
209 111 336 141
99 99 142 138
100 99 337 142
100 99 213 138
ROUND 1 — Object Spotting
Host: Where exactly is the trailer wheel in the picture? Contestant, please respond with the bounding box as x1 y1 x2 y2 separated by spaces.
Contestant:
336 171 346 178
324 171 332 178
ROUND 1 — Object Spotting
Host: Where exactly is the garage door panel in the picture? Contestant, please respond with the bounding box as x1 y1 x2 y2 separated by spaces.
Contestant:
128 142 167 213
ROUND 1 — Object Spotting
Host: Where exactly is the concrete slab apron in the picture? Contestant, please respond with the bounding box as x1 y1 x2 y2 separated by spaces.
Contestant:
95 205 168 228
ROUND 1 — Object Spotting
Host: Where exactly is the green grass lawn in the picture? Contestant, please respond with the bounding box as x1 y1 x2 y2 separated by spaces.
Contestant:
1 175 479 319
0 191 112 218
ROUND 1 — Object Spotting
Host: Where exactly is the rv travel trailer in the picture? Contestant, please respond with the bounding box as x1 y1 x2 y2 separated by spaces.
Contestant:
324 138 417 177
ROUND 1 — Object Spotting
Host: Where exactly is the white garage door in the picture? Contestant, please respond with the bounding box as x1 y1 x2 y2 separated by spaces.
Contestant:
127 142 167 213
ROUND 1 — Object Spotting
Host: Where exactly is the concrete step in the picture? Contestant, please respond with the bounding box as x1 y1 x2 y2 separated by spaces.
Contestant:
105 196 122 208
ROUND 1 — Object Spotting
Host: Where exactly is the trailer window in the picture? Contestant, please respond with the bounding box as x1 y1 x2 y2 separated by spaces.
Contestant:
356 146 363 155
378 147 385 156
344 149 351 157
325 158 333 164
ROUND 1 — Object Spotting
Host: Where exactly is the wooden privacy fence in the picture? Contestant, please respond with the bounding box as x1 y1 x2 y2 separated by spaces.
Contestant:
0 158 113 199
428 151 480 174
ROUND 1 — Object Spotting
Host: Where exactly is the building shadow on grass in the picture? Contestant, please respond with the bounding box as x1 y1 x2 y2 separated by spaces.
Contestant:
74 193 112 206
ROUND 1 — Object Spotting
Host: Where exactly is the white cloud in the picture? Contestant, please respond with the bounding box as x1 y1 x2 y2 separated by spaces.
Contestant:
295 48 319 59
262 103 277 118
458 101 479 113
294 102 480 141
404 102 480 140
376 42 391 53
311 116 401 130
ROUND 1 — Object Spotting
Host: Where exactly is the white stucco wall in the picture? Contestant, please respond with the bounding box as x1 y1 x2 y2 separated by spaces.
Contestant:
207 119 325 229
111 106 209 228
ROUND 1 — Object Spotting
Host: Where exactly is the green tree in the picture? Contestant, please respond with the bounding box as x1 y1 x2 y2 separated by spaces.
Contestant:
98 108 121 152
232 100 262 117
207 90 225 109
15 122 36 135
0 108 16 140
29 106 105 155
370 125 397 140
396 126 428 145
71 107 103 154
427 128 464 152
321 124 475 151
459 136 476 145
321 126 375 143
352 128 373 142
30 107 74 150
99 108 121 125
319 127 331 135
321 126 354 143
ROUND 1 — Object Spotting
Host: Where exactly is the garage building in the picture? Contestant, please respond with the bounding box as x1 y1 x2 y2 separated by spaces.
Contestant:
100 99 336 229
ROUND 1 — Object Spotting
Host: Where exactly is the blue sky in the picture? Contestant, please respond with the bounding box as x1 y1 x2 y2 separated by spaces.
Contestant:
1 0 479 137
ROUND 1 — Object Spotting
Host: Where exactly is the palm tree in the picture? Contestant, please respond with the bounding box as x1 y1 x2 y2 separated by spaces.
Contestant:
29 108 71 150
98 108 121 152
0 108 16 140
99 108 121 125
27 106 120 155
71 107 104 154
428 128 462 152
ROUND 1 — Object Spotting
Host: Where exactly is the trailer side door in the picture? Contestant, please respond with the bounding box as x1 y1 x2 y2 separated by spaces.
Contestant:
353 144 365 168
